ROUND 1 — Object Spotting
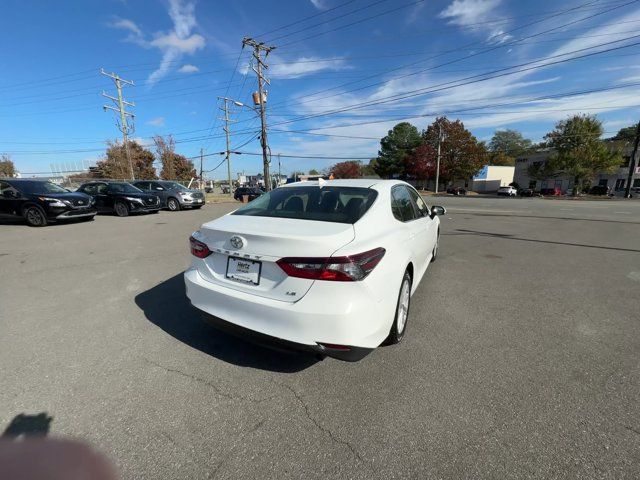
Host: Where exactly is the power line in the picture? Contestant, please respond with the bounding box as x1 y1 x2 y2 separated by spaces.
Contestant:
277 0 426 48
264 0 392 43
267 0 632 111
270 35 640 127
256 0 361 39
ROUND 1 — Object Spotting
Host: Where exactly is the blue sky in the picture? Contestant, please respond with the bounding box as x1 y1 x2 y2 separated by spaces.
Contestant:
3 0 640 178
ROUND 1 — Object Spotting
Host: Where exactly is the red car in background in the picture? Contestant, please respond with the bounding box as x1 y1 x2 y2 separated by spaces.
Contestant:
539 187 562 196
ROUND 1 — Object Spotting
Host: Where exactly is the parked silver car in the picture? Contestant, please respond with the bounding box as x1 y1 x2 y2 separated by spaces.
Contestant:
132 180 205 211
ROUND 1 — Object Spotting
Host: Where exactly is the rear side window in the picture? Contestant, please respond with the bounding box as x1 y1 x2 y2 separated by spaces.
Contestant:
232 186 377 224
391 186 418 222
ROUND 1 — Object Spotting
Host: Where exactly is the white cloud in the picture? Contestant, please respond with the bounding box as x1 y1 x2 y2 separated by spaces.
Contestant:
616 75 640 84
147 117 165 127
178 64 199 73
107 1 205 86
440 0 500 25
108 17 148 47
439 0 509 42
310 0 325 10
109 18 142 37
458 87 640 129
270 56 350 79
147 0 205 85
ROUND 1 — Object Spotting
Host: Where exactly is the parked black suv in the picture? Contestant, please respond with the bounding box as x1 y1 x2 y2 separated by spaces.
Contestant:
77 181 160 216
446 186 467 196
234 187 263 202
131 180 205 211
0 179 96 226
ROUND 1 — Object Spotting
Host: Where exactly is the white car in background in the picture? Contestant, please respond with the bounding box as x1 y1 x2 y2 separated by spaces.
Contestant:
184 180 445 361
497 185 518 196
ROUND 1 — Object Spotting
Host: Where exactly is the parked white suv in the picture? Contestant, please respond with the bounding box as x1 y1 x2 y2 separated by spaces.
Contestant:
497 186 517 197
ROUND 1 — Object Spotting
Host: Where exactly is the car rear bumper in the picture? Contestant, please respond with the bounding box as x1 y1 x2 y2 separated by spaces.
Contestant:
184 267 387 360
197 308 372 361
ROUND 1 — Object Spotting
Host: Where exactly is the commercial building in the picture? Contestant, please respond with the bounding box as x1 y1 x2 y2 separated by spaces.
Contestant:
514 148 640 194
471 165 515 192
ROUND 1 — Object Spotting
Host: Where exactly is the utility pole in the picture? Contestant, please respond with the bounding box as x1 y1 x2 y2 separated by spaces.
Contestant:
278 153 281 187
101 69 135 180
243 37 276 191
199 148 204 190
624 121 640 198
435 122 443 194
218 97 236 196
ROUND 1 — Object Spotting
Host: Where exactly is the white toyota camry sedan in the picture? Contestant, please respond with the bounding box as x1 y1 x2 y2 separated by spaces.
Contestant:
184 179 445 361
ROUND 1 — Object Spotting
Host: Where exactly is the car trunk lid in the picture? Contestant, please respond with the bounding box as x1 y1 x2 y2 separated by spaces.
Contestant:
194 214 355 302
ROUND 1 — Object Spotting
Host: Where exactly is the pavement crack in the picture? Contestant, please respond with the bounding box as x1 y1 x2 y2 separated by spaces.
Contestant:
143 358 276 404
624 425 640 436
272 380 371 470
210 418 266 479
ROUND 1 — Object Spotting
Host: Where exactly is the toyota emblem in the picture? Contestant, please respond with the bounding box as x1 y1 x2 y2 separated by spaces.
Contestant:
230 235 244 249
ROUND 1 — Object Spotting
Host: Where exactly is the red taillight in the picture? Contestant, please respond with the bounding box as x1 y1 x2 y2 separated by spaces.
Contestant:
277 247 385 282
189 236 212 259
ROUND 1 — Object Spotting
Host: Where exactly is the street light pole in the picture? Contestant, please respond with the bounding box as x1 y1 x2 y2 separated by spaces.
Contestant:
435 122 443 194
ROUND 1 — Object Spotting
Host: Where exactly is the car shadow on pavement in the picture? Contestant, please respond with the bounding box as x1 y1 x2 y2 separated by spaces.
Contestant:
135 274 318 373
2 413 53 439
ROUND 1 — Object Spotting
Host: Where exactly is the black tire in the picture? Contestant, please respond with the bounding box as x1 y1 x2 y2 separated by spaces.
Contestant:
114 201 129 217
24 206 48 227
167 197 181 211
385 271 412 345
431 231 439 263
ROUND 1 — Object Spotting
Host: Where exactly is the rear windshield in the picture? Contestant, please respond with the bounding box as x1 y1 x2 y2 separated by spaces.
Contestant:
15 181 69 194
232 186 377 224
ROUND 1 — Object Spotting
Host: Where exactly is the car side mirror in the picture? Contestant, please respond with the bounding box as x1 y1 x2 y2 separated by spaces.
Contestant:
431 205 446 217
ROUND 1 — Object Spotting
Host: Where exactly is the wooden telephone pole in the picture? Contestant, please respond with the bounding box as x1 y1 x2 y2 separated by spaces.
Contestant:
101 69 135 180
242 37 276 191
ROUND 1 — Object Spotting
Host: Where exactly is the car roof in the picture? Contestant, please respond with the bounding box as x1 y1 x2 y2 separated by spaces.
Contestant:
1 178 49 183
281 179 405 190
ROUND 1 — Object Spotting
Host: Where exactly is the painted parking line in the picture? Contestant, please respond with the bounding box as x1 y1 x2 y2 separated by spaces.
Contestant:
446 208 517 214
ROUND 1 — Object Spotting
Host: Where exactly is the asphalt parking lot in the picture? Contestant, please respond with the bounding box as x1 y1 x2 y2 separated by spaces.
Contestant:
1 196 640 479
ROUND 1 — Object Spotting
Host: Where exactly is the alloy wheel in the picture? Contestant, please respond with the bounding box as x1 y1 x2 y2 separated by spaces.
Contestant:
115 202 128 217
26 208 45 226
396 278 411 334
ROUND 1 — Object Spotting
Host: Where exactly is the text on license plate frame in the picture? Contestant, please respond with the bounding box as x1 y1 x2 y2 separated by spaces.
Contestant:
225 256 262 285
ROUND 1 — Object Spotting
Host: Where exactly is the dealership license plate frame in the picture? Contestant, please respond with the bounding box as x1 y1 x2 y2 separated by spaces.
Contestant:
226 256 262 285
